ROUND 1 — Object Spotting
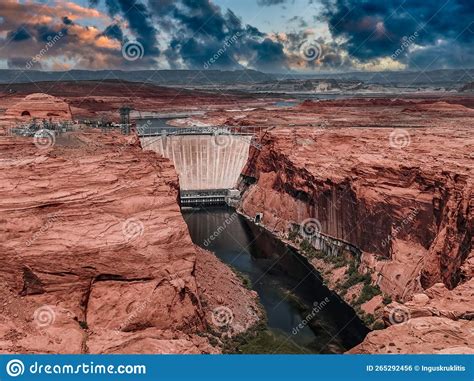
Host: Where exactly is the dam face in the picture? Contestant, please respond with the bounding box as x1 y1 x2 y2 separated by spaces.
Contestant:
140 133 252 204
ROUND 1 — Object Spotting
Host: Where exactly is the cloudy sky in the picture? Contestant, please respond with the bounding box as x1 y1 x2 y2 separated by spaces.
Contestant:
0 0 473 73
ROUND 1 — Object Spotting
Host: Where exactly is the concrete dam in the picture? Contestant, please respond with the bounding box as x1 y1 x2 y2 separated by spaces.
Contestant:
140 129 252 205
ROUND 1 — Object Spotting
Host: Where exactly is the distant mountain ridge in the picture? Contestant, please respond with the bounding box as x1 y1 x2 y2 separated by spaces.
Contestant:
278 69 474 87
0 69 274 86
0 68 472 87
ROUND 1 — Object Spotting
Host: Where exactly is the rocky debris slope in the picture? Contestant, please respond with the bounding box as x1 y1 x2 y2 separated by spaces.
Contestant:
194 247 261 337
349 279 474 354
384 279 474 323
0 131 259 354
235 98 473 353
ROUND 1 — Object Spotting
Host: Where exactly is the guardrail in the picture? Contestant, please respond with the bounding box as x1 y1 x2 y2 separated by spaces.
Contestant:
136 126 255 137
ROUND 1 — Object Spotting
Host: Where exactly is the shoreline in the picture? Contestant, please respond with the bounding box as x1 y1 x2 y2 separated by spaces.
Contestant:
234 207 383 329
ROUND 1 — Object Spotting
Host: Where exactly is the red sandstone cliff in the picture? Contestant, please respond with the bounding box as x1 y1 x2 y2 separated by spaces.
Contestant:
0 131 259 354
240 125 472 296
235 98 473 353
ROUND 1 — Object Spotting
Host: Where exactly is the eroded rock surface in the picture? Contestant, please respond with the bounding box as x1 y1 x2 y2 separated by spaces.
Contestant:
4 93 72 123
232 97 473 353
348 316 474 354
350 279 474 353
0 130 259 353
238 99 472 292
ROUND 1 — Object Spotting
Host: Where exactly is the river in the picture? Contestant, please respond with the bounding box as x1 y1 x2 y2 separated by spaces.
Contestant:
183 207 369 354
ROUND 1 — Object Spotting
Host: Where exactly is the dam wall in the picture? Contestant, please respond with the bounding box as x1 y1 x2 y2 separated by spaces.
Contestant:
140 134 252 190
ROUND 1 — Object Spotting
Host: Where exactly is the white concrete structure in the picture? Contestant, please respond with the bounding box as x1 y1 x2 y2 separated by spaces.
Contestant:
140 134 252 190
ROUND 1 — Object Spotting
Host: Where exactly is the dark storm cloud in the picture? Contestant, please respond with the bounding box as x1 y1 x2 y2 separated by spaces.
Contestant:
104 0 121 15
1 0 473 72
2 0 288 72
88 0 288 70
321 0 474 68
250 38 287 71
147 0 288 71
7 26 32 41
35 24 68 43
409 41 474 69
244 25 265 39
91 0 159 57
6 23 67 43
0 1 131 70
101 24 124 41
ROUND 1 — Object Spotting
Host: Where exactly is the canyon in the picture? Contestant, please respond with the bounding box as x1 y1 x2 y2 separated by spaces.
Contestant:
229 98 474 353
0 82 472 354
0 130 260 354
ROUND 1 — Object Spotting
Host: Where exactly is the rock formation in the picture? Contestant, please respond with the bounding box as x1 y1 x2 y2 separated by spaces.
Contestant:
460 82 474 92
1 83 472 354
240 126 472 299
349 279 474 354
0 130 259 354
233 97 473 353
4 93 72 122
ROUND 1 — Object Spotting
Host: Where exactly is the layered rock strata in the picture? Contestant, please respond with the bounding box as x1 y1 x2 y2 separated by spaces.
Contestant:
235 98 473 353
